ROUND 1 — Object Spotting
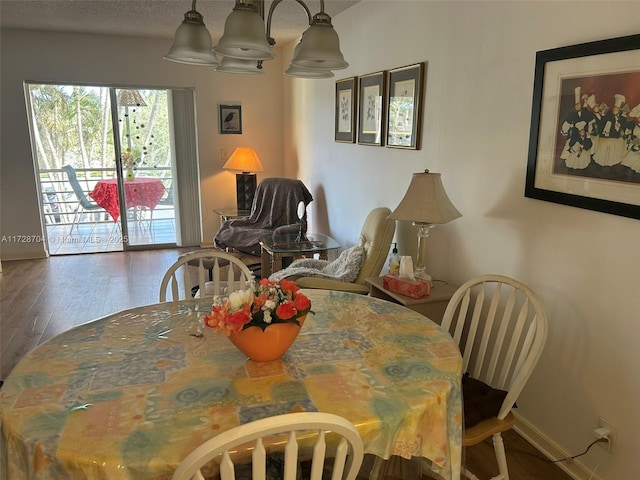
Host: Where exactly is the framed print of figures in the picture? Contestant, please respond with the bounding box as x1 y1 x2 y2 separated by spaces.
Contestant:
525 34 640 220
386 63 425 149
335 77 357 143
358 71 386 146
219 104 242 134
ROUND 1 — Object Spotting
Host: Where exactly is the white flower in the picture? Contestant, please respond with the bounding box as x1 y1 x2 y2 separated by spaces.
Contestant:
263 310 272 324
228 288 253 312
265 299 276 311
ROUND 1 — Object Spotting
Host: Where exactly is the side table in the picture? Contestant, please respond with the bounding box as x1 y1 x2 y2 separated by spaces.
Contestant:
260 233 340 278
365 276 458 324
213 207 251 222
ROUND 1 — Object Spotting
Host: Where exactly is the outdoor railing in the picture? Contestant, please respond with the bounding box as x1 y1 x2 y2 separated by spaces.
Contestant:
39 167 173 226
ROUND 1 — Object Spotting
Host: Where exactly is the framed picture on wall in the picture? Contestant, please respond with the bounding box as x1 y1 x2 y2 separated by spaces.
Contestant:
385 62 425 149
335 77 357 143
358 71 386 146
219 104 242 134
525 34 640 220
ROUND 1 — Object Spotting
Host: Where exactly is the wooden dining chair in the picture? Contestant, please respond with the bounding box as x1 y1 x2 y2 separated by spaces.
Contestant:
171 412 365 480
440 274 548 480
159 249 254 302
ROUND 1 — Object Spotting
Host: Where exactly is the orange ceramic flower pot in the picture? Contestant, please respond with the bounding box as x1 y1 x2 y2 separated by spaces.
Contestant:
228 315 306 362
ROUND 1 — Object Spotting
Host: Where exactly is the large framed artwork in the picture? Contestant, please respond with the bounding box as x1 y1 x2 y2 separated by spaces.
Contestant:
335 77 357 143
358 71 385 146
525 34 640 220
386 62 425 149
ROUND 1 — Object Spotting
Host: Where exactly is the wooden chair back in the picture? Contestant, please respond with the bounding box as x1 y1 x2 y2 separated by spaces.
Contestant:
160 249 254 302
171 412 365 480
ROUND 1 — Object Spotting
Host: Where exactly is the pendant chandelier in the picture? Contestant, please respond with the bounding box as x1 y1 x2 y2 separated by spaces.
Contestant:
164 0 348 78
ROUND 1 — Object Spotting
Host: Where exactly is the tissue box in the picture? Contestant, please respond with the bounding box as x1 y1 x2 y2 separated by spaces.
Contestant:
383 274 431 299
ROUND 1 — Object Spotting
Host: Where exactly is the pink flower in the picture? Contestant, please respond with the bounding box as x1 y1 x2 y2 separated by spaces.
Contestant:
279 279 299 294
276 301 297 320
293 293 311 313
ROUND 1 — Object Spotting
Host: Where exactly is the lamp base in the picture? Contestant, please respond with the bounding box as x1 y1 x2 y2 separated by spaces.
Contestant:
235 173 257 211
414 223 436 280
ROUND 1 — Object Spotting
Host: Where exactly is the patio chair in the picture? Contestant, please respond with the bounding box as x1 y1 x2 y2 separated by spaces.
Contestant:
62 165 104 231
171 412 364 480
441 274 548 480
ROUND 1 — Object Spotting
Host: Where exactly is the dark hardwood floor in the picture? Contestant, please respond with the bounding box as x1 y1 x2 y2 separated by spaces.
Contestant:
0 249 573 480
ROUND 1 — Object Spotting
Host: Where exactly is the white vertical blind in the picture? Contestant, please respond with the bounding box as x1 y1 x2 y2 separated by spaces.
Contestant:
170 88 202 246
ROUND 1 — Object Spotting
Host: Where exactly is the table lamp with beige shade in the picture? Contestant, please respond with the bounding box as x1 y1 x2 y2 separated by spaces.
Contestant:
388 170 461 280
223 147 265 211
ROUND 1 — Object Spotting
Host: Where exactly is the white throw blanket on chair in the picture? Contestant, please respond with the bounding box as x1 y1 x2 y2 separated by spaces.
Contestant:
269 245 365 283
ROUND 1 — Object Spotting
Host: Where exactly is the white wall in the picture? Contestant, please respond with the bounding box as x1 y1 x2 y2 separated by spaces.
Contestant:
284 1 640 478
0 29 285 259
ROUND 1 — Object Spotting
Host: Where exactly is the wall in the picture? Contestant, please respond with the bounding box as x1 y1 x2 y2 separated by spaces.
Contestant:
0 29 285 259
284 1 640 478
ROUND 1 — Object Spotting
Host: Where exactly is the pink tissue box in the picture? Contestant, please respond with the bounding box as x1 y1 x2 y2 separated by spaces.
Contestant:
383 274 431 299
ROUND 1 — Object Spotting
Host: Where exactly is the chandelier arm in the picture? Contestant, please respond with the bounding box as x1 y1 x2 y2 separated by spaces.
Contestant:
266 0 313 46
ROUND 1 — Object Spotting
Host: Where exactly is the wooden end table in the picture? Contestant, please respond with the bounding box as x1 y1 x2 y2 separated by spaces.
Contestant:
365 276 458 324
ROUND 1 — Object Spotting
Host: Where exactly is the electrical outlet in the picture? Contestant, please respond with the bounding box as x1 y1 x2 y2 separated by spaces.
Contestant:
596 417 617 452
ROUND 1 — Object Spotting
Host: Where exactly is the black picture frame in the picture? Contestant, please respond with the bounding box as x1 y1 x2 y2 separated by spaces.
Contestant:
219 104 242 134
385 62 425 149
525 34 640 220
358 71 386 146
335 77 357 143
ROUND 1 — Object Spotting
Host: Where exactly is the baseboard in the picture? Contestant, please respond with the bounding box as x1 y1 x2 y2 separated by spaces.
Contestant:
0 251 48 262
513 413 601 480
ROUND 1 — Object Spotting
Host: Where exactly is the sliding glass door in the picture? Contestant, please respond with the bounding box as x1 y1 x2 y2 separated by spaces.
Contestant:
27 84 179 254
112 87 177 247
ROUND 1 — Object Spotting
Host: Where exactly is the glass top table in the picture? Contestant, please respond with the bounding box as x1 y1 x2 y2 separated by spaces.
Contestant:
213 207 251 221
260 232 340 277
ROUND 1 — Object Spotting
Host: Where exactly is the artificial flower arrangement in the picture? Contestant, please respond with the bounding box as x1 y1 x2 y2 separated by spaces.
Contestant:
204 278 312 336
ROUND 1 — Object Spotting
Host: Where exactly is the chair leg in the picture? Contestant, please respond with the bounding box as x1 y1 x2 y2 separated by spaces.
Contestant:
490 432 508 480
462 466 481 480
70 205 82 232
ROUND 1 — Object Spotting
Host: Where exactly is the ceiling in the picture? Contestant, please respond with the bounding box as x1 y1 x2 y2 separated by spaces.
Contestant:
0 0 361 43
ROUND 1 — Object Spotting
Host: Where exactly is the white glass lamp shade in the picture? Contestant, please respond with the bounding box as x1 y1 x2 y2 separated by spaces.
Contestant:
284 63 335 78
164 11 220 66
284 42 334 78
216 56 264 75
291 15 348 71
213 5 276 61
223 147 265 173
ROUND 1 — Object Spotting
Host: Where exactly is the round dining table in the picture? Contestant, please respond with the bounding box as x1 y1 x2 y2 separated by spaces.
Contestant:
0 289 463 480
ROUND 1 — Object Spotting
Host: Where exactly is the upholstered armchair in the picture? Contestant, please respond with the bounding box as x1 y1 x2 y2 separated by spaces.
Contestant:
288 207 396 294
214 177 313 256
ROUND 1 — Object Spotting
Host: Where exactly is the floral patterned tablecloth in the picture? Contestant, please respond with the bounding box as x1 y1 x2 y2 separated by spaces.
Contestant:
0 290 462 480
89 177 165 222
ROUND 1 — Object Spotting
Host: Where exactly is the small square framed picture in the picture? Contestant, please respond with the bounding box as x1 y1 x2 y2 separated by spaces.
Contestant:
219 104 242 134
335 77 357 143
